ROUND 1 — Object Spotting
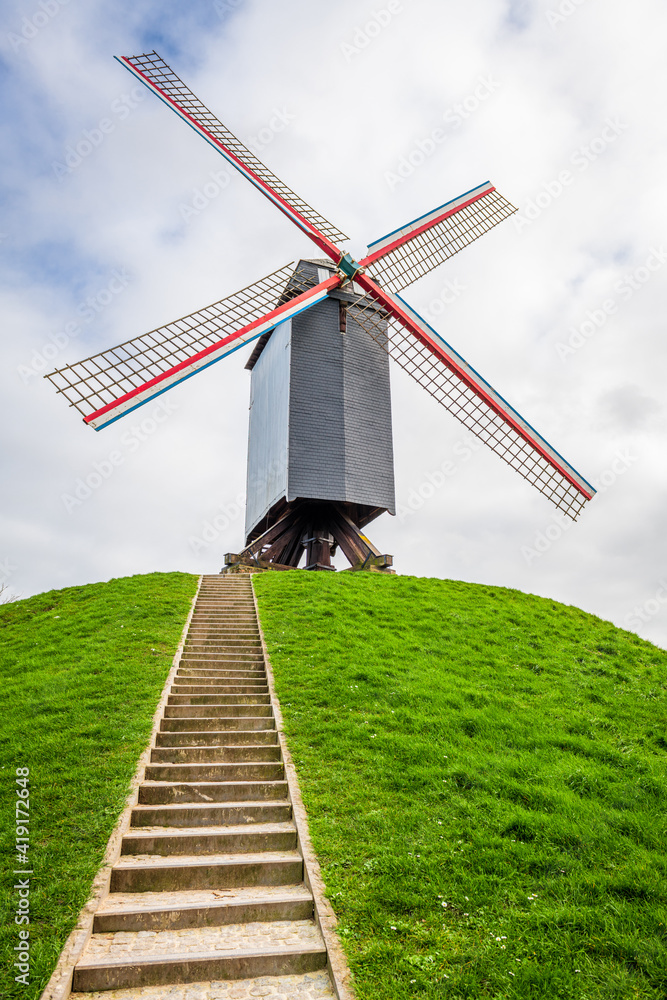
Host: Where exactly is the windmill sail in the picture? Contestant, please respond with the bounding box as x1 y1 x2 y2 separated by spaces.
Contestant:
349 283 595 520
361 182 517 292
45 264 333 430
117 52 347 258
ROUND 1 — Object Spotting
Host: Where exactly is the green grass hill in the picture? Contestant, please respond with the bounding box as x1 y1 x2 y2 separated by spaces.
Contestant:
0 572 198 1000
2 570 666 999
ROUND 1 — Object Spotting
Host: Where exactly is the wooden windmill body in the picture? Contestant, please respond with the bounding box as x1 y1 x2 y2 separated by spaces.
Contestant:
243 260 395 570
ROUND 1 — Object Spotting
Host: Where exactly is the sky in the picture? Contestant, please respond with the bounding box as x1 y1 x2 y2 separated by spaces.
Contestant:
1 0 666 648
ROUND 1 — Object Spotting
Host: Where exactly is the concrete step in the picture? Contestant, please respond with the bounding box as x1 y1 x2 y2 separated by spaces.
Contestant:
159 717 275 733
130 801 292 829
73 921 326 992
183 638 262 659
186 636 262 644
177 663 266 672
93 883 313 932
138 780 289 805
180 655 265 664
144 762 284 783
187 626 261 632
177 657 266 679
71 971 335 1000
190 612 257 618
121 822 297 857
163 705 273 719
188 624 258 631
176 669 266 680
150 745 282 764
167 693 271 706
155 730 278 748
193 603 256 609
190 611 259 631
170 684 269 695
110 850 303 892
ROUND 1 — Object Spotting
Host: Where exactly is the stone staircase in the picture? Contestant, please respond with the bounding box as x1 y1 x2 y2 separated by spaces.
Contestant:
69 574 338 1000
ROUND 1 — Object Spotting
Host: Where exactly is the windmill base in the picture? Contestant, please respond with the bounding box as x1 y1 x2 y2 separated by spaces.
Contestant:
223 500 394 574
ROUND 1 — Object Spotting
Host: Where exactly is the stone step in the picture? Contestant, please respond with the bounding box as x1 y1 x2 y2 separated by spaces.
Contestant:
121 822 297 857
167 693 271 706
71 971 336 1000
130 801 292 829
190 613 257 618
177 665 266 674
176 669 266 680
74 922 326 992
150 745 281 764
193 603 256 610
110 851 303 892
177 663 266 672
144 762 284 783
185 628 262 649
138 780 289 805
186 636 262 644
187 625 261 632
189 620 258 625
159 717 275 733
92 884 313 933
180 655 265 664
188 618 259 639
163 705 273 719
170 684 269 695
185 637 262 645
183 638 262 659
155 730 278 748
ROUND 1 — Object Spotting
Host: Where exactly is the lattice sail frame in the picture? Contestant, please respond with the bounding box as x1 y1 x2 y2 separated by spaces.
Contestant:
348 293 593 520
118 52 347 249
45 264 323 428
363 182 517 293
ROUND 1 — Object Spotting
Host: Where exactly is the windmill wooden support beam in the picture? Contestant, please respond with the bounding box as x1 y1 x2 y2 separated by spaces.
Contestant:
224 501 394 574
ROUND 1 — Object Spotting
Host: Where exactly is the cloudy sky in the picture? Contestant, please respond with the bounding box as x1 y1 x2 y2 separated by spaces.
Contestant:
2 0 666 648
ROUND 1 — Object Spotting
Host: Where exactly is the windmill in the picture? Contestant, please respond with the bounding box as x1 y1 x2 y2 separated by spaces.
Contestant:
45 52 596 572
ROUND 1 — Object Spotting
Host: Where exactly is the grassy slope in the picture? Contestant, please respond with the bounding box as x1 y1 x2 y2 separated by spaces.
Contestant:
254 572 667 1000
0 572 198 1000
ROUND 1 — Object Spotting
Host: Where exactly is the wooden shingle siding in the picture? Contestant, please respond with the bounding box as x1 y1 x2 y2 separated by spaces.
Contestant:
245 261 396 538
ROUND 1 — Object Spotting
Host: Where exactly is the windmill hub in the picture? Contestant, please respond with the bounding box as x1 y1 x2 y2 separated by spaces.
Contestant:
336 252 365 284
